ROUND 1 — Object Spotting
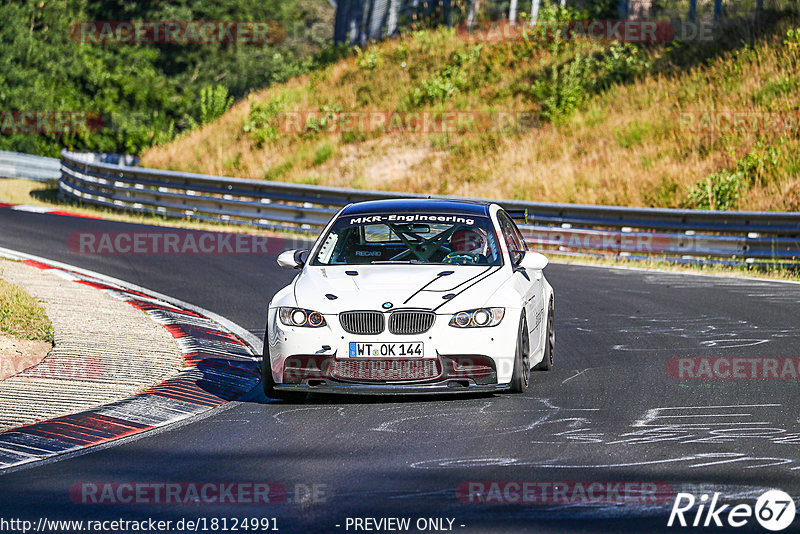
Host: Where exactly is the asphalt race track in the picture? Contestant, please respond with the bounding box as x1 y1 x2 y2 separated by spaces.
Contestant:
1 207 798 533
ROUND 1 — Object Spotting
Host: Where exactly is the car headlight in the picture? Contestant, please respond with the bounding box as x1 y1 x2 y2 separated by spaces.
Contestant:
279 307 327 327
448 308 504 328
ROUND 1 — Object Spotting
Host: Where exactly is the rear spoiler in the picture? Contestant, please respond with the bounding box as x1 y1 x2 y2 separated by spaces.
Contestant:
505 209 528 224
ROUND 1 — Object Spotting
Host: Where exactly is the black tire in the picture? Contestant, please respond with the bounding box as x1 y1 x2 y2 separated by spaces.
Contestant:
533 298 554 371
262 341 306 402
509 313 531 393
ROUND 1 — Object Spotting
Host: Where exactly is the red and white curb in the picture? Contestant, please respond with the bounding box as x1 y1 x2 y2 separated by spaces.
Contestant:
0 248 261 470
0 202 102 219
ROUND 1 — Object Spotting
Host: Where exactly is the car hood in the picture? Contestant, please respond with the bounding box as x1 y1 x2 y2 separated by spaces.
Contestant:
292 265 508 314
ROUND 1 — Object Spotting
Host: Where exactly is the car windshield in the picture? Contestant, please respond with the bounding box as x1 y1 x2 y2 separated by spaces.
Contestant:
311 212 503 266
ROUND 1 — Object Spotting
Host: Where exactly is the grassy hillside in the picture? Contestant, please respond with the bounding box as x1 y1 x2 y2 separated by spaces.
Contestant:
141 7 800 211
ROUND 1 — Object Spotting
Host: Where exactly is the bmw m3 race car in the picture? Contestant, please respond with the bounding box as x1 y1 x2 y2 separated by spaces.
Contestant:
262 199 554 398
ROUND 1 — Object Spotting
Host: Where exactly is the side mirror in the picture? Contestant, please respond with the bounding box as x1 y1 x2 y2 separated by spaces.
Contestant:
519 251 548 271
277 249 308 270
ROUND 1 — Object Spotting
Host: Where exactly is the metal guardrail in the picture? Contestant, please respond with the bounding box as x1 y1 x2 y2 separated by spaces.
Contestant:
67 151 140 167
57 150 800 264
0 151 61 182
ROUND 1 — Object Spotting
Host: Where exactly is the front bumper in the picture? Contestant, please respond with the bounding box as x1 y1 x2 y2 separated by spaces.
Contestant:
266 307 520 390
272 353 503 394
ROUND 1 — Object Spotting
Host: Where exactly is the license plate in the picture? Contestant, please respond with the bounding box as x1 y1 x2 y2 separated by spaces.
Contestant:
348 342 424 358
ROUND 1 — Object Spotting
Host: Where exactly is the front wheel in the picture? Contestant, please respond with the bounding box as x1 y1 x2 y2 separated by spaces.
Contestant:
509 313 531 393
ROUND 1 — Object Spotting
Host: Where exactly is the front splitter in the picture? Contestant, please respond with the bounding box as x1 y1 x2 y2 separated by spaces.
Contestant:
273 382 509 395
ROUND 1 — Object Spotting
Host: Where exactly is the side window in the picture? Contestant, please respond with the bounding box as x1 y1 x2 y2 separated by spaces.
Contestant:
510 219 528 253
498 212 525 265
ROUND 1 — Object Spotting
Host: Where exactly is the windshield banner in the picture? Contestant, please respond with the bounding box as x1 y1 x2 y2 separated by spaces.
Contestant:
347 214 476 226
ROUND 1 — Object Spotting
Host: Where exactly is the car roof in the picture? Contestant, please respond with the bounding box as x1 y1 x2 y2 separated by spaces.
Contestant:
339 198 493 217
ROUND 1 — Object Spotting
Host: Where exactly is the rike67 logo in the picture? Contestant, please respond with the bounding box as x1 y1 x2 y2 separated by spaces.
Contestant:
668 490 796 531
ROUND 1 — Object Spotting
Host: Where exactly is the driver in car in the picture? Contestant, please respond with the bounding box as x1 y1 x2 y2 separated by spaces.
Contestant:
446 228 490 265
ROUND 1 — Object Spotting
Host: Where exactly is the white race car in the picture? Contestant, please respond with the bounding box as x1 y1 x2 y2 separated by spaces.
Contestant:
263 199 554 398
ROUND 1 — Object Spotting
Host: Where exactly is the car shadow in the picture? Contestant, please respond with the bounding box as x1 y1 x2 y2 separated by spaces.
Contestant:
241 385 501 405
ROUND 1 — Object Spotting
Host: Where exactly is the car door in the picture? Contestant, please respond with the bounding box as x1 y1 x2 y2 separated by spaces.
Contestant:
497 211 542 353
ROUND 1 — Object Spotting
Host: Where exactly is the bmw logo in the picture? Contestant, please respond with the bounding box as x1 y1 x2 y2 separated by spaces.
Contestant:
382 302 393 309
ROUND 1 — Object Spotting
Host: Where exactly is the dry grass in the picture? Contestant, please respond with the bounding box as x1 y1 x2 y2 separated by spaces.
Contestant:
0 274 53 342
141 14 800 211
0 179 51 206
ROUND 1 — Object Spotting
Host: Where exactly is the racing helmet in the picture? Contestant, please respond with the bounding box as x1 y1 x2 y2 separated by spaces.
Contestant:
450 228 488 255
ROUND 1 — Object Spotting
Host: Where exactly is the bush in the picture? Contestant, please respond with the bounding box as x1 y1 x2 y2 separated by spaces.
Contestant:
685 145 782 209
406 46 483 107
785 27 800 47
686 171 744 210
356 49 382 70
243 98 285 147
526 43 651 120
736 144 781 186
198 85 233 126
302 104 343 136
313 142 334 165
